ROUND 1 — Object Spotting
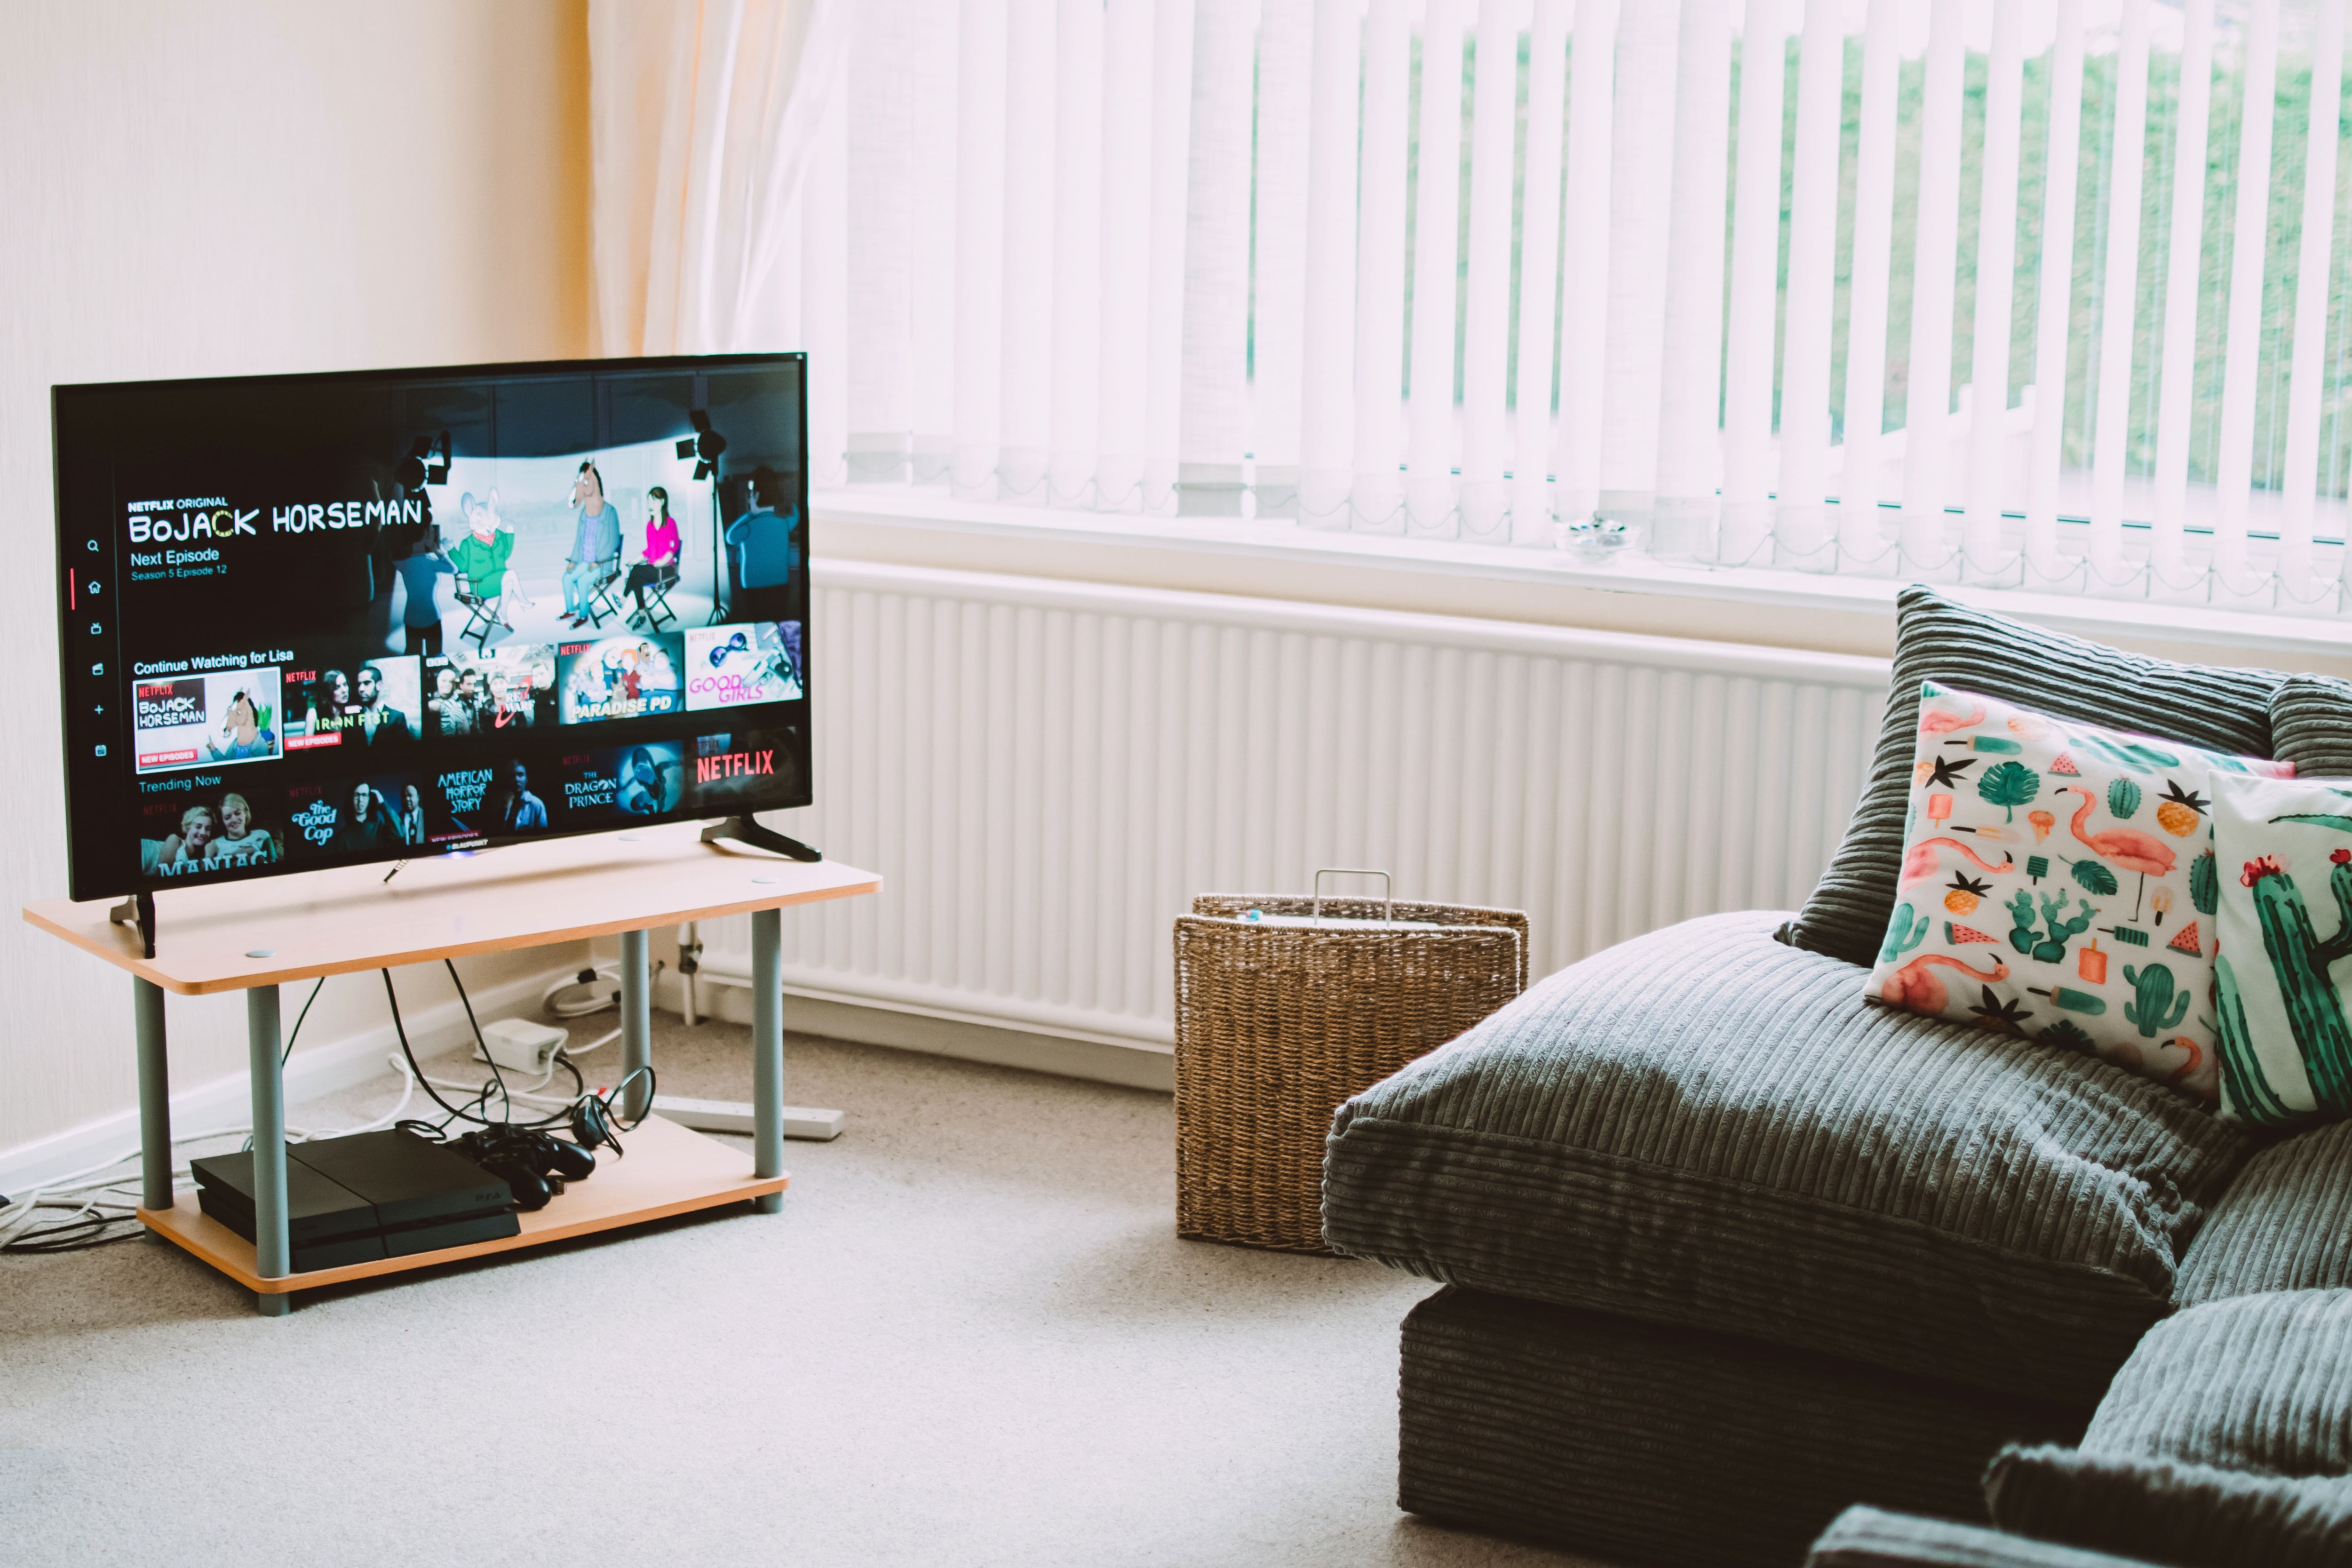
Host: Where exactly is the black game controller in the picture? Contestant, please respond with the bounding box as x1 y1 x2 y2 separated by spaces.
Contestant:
453 1128 598 1207
477 1155 555 1211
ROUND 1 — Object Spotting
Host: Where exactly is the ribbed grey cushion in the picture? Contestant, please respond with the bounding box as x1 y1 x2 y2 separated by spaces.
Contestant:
1986 1446 2352 1568
2086 1290 2352 1478
1401 1287 2085 1568
2271 674 2352 778
1985 1291 2352 1567
1806 1506 2167 1568
1779 586 2285 969
2177 1122 2352 1307
1324 911 2249 1405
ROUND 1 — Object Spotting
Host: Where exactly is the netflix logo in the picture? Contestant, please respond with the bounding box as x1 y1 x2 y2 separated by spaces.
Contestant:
695 748 774 784
687 727 799 811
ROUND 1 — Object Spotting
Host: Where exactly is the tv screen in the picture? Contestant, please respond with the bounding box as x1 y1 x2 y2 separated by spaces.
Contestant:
52 354 810 903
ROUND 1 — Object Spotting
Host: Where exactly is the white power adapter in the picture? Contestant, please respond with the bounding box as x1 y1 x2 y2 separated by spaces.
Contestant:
473 1018 570 1074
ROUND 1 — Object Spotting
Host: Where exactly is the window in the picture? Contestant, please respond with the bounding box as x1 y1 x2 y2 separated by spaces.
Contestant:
785 0 2352 620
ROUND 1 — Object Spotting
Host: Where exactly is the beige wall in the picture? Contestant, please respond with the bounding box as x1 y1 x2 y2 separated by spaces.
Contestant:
0 0 594 1153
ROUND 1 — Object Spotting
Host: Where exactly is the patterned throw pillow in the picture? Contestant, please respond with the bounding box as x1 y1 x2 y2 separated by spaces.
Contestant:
1779 586 2286 970
1865 683 2292 1100
2210 773 2352 1127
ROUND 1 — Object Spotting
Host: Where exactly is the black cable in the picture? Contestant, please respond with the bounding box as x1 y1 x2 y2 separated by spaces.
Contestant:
380 968 579 1131
6 1229 146 1254
1 1209 146 1254
547 1054 591 1105
608 1065 657 1131
382 968 515 1129
441 959 510 1120
443 959 588 1118
5 1213 123 1242
280 976 326 1067
12 1222 137 1241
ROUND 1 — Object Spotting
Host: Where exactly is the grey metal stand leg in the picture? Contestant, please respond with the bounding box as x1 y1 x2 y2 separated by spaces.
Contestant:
133 978 172 1213
620 928 652 1122
751 907 784 1213
247 986 291 1318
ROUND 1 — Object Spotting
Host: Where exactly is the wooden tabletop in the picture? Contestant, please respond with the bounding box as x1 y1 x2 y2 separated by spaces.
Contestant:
22 820 880 995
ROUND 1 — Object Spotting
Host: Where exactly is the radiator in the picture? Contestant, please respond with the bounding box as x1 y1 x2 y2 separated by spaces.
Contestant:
689 558 1890 1051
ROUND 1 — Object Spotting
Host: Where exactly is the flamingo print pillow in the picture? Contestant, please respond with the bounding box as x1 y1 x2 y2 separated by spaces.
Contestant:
1865 682 2292 1102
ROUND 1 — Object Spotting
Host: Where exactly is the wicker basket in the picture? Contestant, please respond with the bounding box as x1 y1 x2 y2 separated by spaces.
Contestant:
1173 891 1528 1255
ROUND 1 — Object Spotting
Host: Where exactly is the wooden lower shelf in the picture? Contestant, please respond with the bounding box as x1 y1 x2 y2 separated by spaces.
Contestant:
137 1114 788 1294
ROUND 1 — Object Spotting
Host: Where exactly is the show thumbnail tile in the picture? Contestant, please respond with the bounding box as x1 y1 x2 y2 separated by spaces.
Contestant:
285 655 423 753
425 643 556 736
555 743 687 823
137 776 286 881
132 665 282 774
556 634 684 724
684 622 803 710
425 757 558 838
285 771 424 859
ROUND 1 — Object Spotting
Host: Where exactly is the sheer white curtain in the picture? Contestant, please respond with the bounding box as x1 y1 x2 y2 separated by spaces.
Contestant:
790 0 2352 619
588 0 849 360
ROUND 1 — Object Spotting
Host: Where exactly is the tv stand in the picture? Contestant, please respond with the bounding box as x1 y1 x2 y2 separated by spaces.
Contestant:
110 891 156 959
700 815 821 862
24 821 879 1316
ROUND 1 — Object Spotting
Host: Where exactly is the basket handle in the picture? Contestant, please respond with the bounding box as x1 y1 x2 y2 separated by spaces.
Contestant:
1312 868 1393 923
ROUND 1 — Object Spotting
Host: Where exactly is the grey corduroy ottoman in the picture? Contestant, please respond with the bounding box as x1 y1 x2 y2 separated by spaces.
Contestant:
1401 1288 2085 1568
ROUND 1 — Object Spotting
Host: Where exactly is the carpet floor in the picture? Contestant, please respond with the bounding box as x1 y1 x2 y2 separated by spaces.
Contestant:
0 1014 1607 1568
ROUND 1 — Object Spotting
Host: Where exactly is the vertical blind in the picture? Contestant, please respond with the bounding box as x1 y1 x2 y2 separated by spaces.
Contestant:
795 0 2352 618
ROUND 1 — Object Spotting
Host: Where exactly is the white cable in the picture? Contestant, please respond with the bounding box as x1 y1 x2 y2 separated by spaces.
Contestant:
544 963 622 1017
542 961 660 1018
423 1069 550 1104
562 1028 620 1059
419 1071 577 1114
517 1051 574 1094
284 1057 417 1142
0 1198 88 1247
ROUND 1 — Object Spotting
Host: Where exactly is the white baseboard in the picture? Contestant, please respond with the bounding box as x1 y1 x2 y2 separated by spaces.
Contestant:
0 962 580 1200
647 968 1175 1094
776 992 1174 1093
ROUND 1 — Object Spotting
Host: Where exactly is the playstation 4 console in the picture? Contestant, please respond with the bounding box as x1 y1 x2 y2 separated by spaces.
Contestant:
192 1129 519 1272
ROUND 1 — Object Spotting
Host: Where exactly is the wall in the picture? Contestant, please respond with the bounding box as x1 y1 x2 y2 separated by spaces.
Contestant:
0 0 594 1155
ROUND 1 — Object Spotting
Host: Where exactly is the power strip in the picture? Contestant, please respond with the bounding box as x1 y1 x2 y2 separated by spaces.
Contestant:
652 1096 844 1142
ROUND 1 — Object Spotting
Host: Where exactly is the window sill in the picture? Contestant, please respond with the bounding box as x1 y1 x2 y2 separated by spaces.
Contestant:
811 486 2352 680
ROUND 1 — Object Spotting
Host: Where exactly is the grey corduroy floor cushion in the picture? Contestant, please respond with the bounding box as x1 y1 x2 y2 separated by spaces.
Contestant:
1987 1290 2352 1567
2176 1118 2352 1306
1805 1505 2168 1567
1403 1288 2084 1568
1324 911 2249 1407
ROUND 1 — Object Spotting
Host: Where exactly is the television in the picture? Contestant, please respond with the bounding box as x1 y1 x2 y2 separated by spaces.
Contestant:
51 354 812 908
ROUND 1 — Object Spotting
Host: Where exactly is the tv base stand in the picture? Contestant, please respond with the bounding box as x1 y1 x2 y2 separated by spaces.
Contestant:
109 891 156 959
700 816 821 861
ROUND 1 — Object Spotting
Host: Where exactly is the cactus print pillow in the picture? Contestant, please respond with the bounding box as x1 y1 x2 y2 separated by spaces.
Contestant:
1866 683 2292 1102
2210 773 2352 1126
